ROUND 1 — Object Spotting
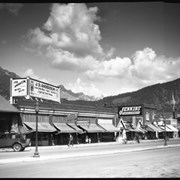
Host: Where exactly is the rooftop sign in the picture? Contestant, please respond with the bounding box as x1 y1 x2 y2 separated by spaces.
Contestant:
10 77 61 103
118 105 142 116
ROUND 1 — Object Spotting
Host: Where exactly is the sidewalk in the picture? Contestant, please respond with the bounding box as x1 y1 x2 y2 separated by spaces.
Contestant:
0 138 180 164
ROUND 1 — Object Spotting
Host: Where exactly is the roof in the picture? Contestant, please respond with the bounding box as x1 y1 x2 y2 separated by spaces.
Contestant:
16 97 116 115
0 95 19 113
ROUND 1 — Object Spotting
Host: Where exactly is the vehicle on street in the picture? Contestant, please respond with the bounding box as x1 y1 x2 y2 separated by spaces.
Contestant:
0 133 31 152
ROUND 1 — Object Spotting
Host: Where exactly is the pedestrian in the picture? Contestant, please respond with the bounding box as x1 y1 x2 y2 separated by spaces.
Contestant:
88 137 91 143
135 133 140 143
68 133 73 146
122 129 127 144
85 135 89 143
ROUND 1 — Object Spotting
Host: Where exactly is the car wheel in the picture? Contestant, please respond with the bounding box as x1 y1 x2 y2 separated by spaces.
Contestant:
13 143 22 152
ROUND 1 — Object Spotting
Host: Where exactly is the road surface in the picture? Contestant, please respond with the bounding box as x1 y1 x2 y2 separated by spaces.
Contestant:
0 139 180 178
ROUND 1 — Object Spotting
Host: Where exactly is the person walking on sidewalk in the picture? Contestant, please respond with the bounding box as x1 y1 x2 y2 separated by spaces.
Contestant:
135 133 140 143
68 133 73 146
122 129 127 144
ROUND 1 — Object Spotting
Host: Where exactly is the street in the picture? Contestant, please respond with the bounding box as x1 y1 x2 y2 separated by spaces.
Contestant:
0 139 180 178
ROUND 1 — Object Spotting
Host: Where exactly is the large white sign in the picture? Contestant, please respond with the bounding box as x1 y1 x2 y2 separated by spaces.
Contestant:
11 77 61 103
29 79 60 102
11 78 27 97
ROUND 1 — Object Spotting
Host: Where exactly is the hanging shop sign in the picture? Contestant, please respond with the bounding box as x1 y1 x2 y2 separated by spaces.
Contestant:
118 105 142 116
10 77 61 103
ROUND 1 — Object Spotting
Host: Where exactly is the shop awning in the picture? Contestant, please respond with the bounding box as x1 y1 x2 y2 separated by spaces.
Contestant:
18 125 33 134
98 123 119 132
124 124 135 132
66 123 84 134
78 124 105 133
24 122 57 132
134 126 146 133
53 123 76 133
166 125 178 132
159 125 173 132
146 124 163 132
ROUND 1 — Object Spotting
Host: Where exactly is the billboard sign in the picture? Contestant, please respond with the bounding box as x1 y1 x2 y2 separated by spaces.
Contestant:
11 78 27 97
11 77 61 103
118 105 142 116
29 78 60 103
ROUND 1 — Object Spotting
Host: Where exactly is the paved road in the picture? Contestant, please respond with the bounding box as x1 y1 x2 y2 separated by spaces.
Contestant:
0 138 180 164
0 139 180 164
0 145 180 178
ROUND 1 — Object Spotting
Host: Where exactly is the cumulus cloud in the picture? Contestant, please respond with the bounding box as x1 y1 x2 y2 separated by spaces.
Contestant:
26 3 180 97
129 47 180 87
0 3 23 15
85 57 131 80
27 3 103 59
67 78 104 99
23 68 49 83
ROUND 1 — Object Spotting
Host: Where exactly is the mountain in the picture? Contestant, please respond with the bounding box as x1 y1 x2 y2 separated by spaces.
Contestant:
0 66 97 101
0 65 179 112
59 84 98 101
0 66 20 100
97 79 180 112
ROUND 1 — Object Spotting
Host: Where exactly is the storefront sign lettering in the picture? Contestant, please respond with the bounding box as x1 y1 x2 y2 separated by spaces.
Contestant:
29 79 60 102
118 105 142 116
11 79 27 96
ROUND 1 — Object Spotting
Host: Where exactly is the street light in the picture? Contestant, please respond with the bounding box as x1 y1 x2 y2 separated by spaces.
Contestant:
162 114 167 146
33 101 40 157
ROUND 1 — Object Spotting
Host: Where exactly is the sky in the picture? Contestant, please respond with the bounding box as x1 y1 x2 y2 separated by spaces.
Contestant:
0 2 180 99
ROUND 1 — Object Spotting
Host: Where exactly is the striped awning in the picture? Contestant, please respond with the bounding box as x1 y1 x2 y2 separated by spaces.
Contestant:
98 123 119 132
146 124 163 132
53 123 76 133
166 125 178 132
66 123 84 133
78 124 105 133
159 125 173 132
24 122 57 132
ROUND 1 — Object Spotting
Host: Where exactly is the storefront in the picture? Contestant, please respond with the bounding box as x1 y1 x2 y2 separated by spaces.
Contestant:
145 123 164 139
0 95 22 134
52 115 77 145
166 124 179 138
97 118 119 142
117 104 161 140
22 113 57 146
77 117 105 143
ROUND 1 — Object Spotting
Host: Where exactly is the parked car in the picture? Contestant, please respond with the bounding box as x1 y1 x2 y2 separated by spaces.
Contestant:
0 133 31 152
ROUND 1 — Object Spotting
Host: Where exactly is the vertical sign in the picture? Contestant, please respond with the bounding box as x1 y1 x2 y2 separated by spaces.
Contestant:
11 78 28 97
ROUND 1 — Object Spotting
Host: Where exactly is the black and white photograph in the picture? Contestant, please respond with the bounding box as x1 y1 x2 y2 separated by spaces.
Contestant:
0 1 180 178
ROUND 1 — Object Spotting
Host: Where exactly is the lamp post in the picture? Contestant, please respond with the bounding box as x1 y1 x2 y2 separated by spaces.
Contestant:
162 114 167 146
33 101 40 157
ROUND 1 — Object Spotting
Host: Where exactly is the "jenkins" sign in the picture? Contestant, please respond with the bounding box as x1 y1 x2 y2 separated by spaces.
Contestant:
118 105 142 116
